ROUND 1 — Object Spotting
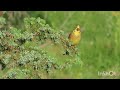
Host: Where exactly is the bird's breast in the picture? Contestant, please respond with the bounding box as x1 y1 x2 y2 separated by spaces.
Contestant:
69 33 81 45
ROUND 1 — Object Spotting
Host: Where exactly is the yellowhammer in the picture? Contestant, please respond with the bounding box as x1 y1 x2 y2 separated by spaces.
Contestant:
68 25 81 46
61 25 81 55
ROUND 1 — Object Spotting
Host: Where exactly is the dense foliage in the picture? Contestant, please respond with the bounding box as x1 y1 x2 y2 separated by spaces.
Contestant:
0 16 80 79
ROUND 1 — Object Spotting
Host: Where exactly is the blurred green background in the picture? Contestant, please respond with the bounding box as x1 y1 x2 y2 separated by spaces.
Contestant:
1 11 120 79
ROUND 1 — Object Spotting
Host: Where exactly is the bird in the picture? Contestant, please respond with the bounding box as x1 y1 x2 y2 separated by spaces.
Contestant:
61 25 81 55
68 25 81 47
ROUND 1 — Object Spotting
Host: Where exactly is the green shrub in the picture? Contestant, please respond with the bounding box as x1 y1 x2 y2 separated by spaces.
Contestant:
0 16 80 79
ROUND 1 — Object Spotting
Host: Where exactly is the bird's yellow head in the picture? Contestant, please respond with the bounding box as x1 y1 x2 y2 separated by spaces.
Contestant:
72 25 81 36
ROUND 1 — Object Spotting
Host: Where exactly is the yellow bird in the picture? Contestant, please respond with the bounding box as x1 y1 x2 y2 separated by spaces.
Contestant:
68 25 81 46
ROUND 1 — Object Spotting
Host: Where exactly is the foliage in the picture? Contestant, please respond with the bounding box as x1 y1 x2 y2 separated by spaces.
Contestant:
0 15 80 79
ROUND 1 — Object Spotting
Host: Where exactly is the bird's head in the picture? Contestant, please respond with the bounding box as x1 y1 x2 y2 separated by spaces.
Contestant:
73 25 81 36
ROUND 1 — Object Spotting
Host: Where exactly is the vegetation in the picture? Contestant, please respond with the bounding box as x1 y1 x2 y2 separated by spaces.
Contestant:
0 11 120 79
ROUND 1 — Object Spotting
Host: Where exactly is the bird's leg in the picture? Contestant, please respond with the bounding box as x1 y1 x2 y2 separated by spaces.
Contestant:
74 47 78 54
69 45 75 51
70 45 78 55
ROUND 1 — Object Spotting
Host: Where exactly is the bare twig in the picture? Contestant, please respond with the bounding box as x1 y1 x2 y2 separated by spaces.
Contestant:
59 12 75 29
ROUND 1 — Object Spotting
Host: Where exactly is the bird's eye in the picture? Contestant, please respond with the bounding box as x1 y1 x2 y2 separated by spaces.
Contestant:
76 28 80 31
